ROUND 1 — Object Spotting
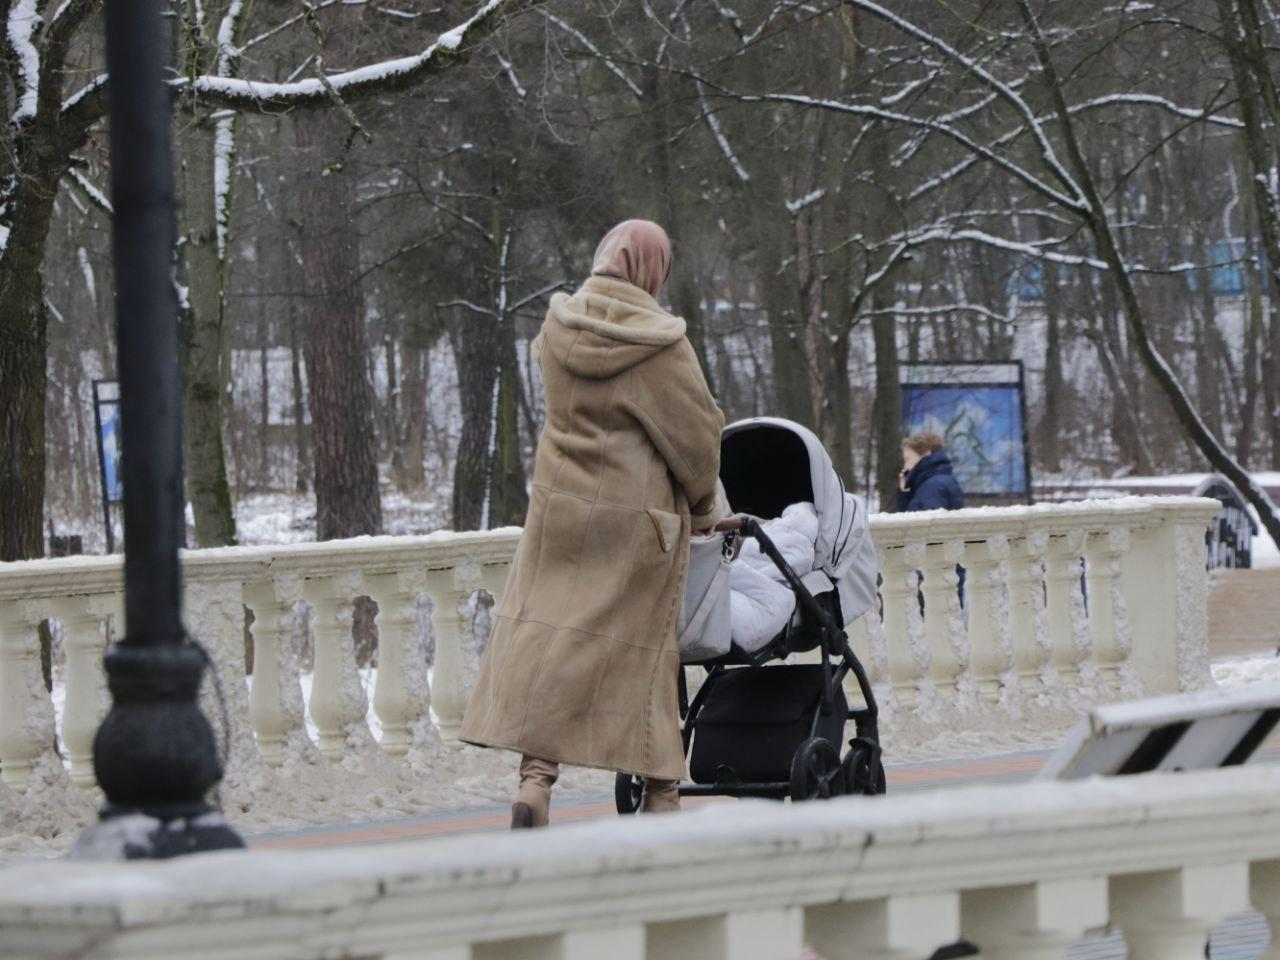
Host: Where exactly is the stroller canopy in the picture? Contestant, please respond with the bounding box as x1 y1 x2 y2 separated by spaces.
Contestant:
720 418 878 625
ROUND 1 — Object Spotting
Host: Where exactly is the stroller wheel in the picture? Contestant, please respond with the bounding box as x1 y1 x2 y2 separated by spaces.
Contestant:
614 772 643 814
789 738 843 802
841 740 887 796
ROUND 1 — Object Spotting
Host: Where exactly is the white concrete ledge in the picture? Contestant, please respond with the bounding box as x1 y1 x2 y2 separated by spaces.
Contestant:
1 766 1278 958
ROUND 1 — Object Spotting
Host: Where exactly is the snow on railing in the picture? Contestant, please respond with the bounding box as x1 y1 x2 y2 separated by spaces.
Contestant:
1 764 1278 958
0 497 1219 794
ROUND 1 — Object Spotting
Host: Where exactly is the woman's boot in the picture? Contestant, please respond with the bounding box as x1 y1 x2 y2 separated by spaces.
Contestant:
512 756 560 828
639 778 681 813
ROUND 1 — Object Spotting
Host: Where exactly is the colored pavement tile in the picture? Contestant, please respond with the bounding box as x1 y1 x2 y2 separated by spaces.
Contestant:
248 738 1280 851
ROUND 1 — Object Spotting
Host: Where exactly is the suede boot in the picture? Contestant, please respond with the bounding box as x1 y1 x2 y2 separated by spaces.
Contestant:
639 778 681 813
513 756 560 828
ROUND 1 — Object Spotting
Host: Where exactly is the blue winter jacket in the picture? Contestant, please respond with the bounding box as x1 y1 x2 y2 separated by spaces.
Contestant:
897 451 965 512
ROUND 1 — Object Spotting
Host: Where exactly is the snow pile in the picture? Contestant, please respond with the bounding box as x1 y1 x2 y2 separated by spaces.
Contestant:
0 753 96 864
1212 652 1280 688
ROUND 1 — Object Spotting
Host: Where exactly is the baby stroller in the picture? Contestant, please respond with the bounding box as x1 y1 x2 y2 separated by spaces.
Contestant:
616 418 884 810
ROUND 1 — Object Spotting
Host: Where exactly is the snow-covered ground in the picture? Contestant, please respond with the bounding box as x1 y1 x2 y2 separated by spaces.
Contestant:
8 646 1276 866
235 488 452 545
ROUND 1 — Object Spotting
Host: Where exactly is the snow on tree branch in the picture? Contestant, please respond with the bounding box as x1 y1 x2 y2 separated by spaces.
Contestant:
495 52 526 98
846 0 1088 208
66 167 112 217
696 80 750 183
216 0 246 76
786 188 825 214
1069 92 1244 128
723 88 1085 212
542 10 644 98
176 0 540 112
7 0 41 122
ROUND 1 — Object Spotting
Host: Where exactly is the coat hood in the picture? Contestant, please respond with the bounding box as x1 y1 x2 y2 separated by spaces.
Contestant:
907 450 954 487
538 276 687 379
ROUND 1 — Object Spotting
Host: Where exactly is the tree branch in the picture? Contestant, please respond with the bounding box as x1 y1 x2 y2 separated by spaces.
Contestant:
174 0 541 113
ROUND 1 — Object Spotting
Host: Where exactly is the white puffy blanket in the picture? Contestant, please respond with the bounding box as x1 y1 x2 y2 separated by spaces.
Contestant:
730 502 819 653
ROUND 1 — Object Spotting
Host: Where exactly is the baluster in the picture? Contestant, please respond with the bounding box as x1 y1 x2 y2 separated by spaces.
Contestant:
963 878 1106 960
186 579 259 775
1111 864 1249 960
1085 526 1130 696
648 908 803 960
427 562 484 746
246 576 307 767
1007 531 1049 696
865 587 891 692
807 892 960 960
963 535 1010 703
367 570 433 758
1118 501 1218 694
879 545 922 709
845 616 878 684
0 599 57 792
1045 531 1088 693
304 572 372 761
921 539 965 698
1251 861 1280 960
53 594 116 788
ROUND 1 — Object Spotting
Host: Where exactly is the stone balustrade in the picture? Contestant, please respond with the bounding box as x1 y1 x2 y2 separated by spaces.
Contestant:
0 497 1219 794
1 764 1277 959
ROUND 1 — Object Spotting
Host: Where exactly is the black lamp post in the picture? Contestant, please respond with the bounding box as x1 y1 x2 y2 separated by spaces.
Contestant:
74 0 242 858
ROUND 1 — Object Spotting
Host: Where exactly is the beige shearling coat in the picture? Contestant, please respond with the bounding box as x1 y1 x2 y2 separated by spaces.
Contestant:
460 276 724 780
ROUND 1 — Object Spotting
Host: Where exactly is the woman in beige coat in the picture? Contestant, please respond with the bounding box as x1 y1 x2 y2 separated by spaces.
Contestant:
460 220 725 828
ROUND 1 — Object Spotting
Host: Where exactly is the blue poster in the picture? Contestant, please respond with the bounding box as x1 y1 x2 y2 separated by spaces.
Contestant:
95 381 123 503
900 364 1028 497
101 402 122 502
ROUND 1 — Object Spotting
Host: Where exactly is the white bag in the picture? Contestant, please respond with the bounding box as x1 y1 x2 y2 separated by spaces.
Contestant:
678 532 735 662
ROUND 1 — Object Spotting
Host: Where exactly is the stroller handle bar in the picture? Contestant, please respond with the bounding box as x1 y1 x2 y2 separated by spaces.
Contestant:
732 515 878 725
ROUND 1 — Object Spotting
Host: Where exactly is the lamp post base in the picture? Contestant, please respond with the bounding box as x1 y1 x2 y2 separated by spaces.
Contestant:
72 808 244 860
78 642 245 859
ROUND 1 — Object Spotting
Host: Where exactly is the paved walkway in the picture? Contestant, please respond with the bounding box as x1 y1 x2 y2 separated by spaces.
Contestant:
1210 568 1280 659
248 740 1280 851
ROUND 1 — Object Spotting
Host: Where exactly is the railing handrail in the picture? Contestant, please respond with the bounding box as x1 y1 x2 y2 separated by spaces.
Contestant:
0 498 1220 603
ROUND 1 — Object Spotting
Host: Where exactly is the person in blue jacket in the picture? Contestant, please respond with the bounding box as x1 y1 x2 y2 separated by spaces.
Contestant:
897 432 965 512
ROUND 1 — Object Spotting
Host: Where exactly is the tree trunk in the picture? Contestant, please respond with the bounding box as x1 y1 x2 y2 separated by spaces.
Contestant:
0 287 48 560
177 107 238 546
490 317 529 527
872 302 902 512
293 105 382 540
0 171 63 560
1039 230 1066 474
449 314 498 531
288 307 310 494
397 343 427 492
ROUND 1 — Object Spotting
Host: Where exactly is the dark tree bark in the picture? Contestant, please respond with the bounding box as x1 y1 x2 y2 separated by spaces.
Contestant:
293 22 382 540
491 316 528 526
288 307 310 494
177 118 237 546
0 168 64 560
396 343 428 493
872 300 901 512
449 313 498 531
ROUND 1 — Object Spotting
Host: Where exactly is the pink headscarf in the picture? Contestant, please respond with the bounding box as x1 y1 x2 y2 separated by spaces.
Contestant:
591 219 672 299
